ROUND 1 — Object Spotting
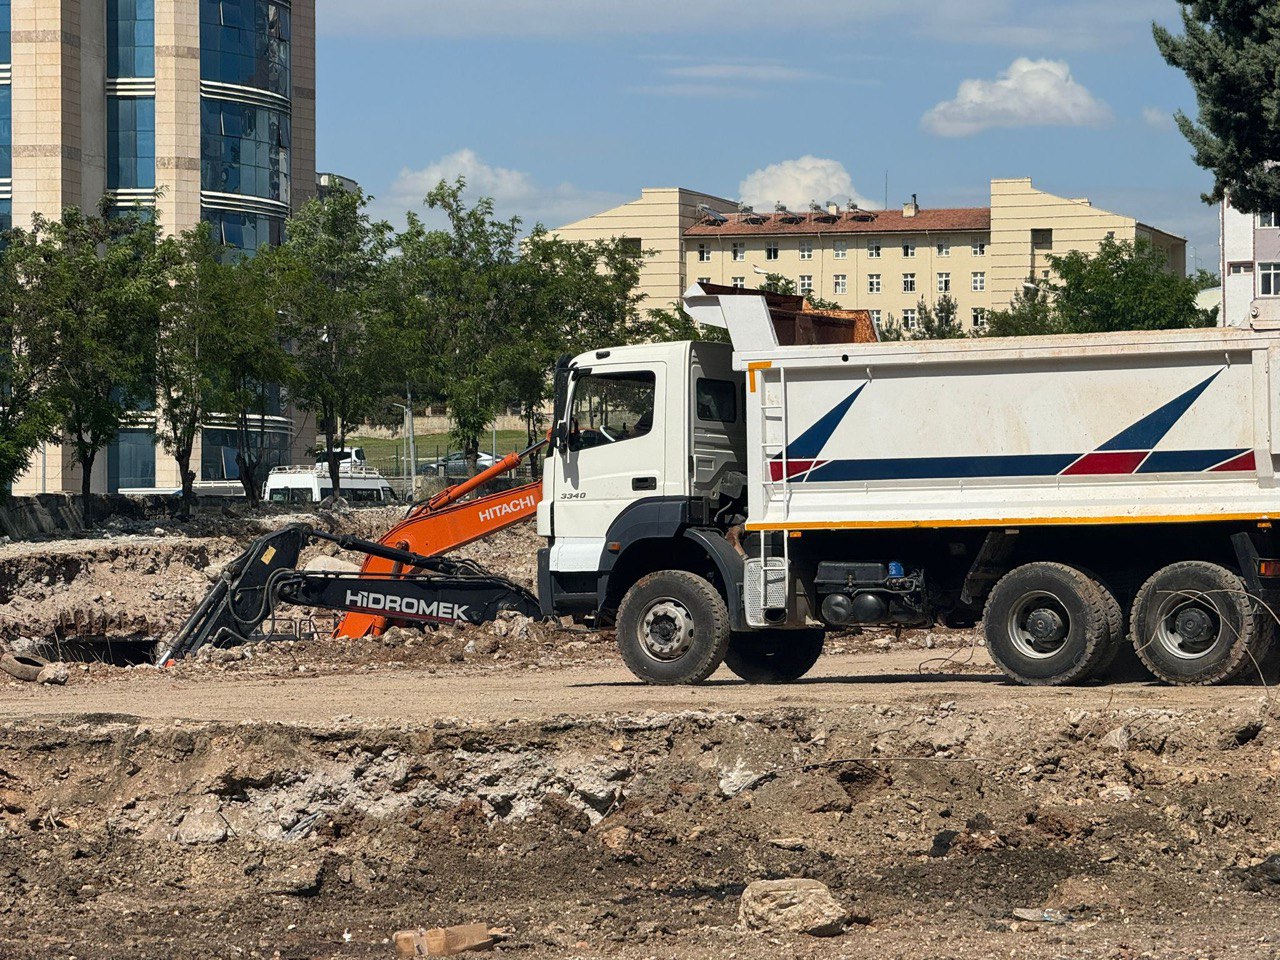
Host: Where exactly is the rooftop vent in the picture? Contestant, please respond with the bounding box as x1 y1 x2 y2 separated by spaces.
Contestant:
903 193 919 218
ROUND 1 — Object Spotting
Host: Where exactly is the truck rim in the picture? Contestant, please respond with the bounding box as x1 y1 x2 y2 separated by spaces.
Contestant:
1006 591 1071 659
1152 592 1222 660
640 599 696 662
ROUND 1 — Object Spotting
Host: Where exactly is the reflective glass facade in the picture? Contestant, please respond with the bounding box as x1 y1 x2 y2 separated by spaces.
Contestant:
200 426 289 482
204 209 283 253
0 0 9 65
200 99 289 202
107 0 154 78
108 428 157 492
0 85 10 180
107 96 156 189
200 0 290 97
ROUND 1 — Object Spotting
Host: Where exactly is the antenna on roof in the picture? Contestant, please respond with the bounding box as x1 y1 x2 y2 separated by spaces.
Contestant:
697 202 728 224
774 201 789 214
848 198 858 210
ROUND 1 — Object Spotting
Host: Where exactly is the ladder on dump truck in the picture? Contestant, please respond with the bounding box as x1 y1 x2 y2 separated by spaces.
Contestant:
159 441 547 663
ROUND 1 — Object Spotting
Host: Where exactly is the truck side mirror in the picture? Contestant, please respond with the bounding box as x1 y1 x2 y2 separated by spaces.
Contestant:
553 421 570 454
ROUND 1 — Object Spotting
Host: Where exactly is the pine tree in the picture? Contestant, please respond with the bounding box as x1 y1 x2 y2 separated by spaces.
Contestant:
1154 2 1280 213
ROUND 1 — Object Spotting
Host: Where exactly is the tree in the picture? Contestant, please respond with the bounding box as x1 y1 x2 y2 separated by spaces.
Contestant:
984 280 1062 338
1191 267 1220 290
0 240 57 496
154 223 238 516
1154 2 1280 213
8 205 163 517
267 187 393 498
1048 238 1211 333
914 294 966 340
983 240 1213 337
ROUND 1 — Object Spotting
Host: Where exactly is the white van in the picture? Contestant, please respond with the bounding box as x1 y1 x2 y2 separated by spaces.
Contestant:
264 463 397 505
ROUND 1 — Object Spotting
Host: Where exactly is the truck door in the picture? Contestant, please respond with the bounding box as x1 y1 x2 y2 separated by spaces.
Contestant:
551 364 666 572
689 343 747 501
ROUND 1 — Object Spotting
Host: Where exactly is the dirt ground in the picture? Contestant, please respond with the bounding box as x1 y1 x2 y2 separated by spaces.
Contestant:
4 511 1280 959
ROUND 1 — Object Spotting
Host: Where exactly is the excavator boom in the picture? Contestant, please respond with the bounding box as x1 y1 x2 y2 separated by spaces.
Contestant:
163 440 547 662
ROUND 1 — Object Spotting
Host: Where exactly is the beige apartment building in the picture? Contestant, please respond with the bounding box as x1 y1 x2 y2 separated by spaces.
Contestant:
551 187 738 310
9 0 318 496
555 178 1185 333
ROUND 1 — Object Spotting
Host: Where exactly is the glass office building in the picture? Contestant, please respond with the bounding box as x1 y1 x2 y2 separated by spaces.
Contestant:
7 0 316 496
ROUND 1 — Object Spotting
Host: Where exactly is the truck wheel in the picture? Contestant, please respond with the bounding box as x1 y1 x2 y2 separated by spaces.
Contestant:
983 563 1111 685
615 571 731 685
725 628 825 684
1080 573 1125 680
1130 561 1275 685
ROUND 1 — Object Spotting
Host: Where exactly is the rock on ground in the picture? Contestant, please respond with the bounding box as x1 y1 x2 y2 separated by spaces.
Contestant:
739 878 849 937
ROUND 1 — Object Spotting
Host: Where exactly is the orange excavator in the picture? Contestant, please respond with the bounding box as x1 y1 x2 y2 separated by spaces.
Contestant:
159 440 548 663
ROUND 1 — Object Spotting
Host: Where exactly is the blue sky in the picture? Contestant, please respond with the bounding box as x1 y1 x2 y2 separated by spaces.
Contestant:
315 0 1221 271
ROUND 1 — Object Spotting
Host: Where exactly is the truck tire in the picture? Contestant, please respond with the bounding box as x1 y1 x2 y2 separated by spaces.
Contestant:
615 571 731 685
1080 574 1125 680
983 563 1112 685
1129 561 1275 685
725 628 825 684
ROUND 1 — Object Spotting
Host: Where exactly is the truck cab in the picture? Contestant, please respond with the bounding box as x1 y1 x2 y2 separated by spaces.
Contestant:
537 340 750 648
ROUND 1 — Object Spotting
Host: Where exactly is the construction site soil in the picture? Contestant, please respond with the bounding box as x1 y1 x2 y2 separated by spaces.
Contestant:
3 508 1280 959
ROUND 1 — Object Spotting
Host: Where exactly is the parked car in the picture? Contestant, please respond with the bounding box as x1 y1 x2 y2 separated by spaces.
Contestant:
421 451 498 479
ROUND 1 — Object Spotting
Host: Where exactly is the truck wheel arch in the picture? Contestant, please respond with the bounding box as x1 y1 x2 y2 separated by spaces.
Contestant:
596 499 746 631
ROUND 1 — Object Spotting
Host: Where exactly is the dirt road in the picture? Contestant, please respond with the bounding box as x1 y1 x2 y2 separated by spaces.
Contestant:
2 648 1271 726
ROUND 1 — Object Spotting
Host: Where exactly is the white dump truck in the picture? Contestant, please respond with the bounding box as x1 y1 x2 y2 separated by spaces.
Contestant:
535 283 1280 687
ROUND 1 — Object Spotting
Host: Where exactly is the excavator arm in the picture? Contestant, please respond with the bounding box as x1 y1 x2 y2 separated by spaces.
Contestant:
161 441 547 662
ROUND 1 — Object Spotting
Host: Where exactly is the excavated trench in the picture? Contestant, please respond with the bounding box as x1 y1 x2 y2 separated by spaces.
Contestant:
3 701 1280 959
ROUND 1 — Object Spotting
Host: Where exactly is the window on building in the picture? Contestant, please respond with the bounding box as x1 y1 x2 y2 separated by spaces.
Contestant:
1261 212 1280 228
107 0 156 78
868 273 881 294
0 0 9 65
936 240 950 257
0 85 10 181
902 241 916 258
698 243 711 262
903 308 918 329
867 242 882 258
766 240 779 261
731 242 745 261
833 240 847 260
1229 262 1254 275
204 208 285 254
937 272 950 293
201 426 289 482
697 276 710 284
200 99 291 204
971 240 986 256
902 273 916 293
1031 228 1053 249
731 276 745 289
972 308 987 328
799 240 813 260
200 0 292 99
799 274 813 294
833 274 847 295
1260 262 1280 296
870 309 882 325
107 95 157 189
107 427 157 492
1040 269 1050 281
971 271 986 292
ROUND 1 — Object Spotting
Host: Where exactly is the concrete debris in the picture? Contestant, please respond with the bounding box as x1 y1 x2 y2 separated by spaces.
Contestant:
394 923 495 957
35 661 69 685
173 809 229 845
739 878 849 937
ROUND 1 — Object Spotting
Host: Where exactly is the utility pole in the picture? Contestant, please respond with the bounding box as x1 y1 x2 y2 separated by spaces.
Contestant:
406 384 417 495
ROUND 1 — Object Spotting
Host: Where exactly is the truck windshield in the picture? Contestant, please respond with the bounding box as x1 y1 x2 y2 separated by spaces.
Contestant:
569 371 656 452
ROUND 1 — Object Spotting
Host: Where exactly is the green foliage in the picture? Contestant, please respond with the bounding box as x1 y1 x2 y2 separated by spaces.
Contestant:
0 239 57 495
1154 2 1280 212
154 223 240 514
758 272 841 310
984 239 1213 337
914 294 966 340
645 303 730 344
1191 267 1220 291
265 186 393 496
5 205 164 512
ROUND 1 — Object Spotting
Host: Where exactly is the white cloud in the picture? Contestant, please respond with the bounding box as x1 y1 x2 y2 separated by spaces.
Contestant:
738 157 878 212
1142 106 1176 131
375 149 627 231
920 58 1113 137
664 62 819 82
